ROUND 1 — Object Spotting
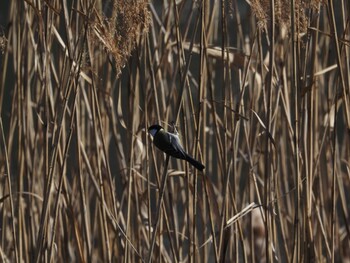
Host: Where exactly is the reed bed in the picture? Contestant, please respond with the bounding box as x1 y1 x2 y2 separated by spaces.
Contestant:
0 0 349 262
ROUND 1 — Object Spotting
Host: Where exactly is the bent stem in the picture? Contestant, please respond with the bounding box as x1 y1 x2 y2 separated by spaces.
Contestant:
147 154 170 263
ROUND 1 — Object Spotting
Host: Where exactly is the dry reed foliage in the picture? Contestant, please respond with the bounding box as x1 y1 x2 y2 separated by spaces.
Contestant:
249 0 322 33
92 0 150 75
0 0 350 262
0 37 6 54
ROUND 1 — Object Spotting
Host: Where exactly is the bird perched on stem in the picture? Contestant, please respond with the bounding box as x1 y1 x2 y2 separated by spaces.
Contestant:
148 124 205 171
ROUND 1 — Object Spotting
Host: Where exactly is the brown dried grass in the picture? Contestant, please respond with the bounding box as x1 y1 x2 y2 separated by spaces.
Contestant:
0 0 349 262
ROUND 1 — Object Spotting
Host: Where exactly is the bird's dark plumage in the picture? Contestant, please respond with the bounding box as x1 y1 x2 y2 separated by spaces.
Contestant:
148 124 205 171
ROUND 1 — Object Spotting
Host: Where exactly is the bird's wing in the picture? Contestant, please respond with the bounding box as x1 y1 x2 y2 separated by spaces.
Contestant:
166 133 187 159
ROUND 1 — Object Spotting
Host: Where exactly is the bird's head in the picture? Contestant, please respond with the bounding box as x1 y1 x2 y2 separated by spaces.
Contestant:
148 124 163 137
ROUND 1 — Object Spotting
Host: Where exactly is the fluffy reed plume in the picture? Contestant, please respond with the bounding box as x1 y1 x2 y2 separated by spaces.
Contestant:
0 29 6 53
248 0 322 34
92 0 150 75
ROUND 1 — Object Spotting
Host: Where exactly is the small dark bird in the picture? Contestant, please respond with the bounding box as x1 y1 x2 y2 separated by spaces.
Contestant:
148 124 205 171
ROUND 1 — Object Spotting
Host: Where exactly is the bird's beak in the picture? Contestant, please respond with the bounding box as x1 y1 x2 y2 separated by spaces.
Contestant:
148 128 157 137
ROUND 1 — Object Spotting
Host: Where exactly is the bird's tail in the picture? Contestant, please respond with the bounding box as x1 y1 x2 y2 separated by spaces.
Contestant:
185 155 205 171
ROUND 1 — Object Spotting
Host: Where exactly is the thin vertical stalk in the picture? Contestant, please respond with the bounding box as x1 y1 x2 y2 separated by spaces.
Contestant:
264 0 275 262
147 155 170 263
291 0 301 261
0 118 18 263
